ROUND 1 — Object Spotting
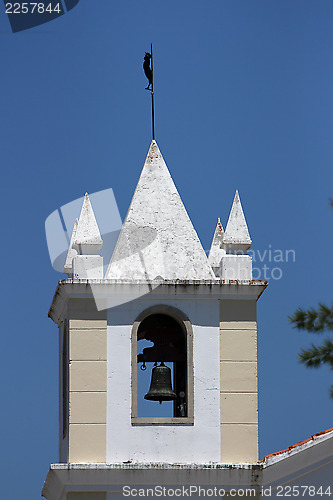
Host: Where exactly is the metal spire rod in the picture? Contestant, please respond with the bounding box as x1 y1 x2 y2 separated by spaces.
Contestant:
150 43 155 141
143 43 155 140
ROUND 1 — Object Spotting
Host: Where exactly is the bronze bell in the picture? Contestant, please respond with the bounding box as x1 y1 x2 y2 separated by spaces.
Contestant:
144 362 177 403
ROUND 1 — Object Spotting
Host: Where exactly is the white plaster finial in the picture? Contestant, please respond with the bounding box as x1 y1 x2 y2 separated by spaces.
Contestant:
73 193 103 255
208 218 226 274
223 190 252 253
106 141 215 280
63 218 78 275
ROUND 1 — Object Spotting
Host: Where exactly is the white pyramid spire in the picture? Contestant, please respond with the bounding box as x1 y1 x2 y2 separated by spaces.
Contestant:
106 141 215 280
208 218 226 273
63 218 78 275
74 193 103 255
223 190 252 253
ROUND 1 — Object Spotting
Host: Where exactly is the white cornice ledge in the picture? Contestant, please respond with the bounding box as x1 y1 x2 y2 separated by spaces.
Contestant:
42 462 263 499
48 279 268 324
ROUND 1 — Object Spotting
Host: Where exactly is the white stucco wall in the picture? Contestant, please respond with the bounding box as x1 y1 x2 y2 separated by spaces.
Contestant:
263 431 333 498
106 296 221 464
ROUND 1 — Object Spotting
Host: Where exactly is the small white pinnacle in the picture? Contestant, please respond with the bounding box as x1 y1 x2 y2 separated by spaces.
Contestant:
223 190 252 251
208 218 225 268
73 193 103 254
63 218 78 275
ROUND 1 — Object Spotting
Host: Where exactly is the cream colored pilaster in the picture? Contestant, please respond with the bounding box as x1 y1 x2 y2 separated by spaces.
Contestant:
68 299 107 463
220 299 258 463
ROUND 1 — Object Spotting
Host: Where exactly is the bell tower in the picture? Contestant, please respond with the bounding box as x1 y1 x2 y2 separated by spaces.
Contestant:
43 141 267 499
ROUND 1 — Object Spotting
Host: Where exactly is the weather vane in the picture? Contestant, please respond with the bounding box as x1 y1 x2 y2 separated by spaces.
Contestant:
143 43 155 140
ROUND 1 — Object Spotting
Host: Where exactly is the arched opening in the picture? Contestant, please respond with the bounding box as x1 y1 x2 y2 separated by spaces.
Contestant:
131 305 194 423
137 313 187 418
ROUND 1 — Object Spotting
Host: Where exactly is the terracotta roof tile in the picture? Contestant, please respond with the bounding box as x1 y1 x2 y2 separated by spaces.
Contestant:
264 427 333 460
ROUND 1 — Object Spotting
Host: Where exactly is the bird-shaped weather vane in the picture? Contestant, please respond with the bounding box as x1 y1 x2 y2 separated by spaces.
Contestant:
143 43 155 140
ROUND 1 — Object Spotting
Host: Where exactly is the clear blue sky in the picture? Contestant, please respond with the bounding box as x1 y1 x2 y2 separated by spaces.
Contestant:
1 1 333 498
